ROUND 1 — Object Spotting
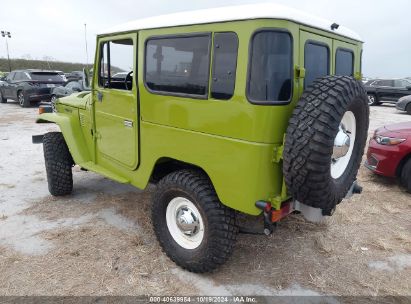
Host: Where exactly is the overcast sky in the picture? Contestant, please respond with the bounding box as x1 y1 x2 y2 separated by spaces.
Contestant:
0 0 410 78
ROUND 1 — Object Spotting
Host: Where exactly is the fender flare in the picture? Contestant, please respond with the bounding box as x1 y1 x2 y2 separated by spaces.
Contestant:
36 113 91 165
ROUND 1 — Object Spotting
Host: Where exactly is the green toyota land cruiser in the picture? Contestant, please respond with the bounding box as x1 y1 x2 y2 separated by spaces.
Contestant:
34 3 369 272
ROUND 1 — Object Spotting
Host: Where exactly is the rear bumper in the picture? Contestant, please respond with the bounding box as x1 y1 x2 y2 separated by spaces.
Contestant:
28 93 53 102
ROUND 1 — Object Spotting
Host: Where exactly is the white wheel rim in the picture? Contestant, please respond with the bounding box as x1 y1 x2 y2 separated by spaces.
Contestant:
166 197 204 250
331 111 356 179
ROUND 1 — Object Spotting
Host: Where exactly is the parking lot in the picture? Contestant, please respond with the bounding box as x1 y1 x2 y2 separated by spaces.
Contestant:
0 100 410 297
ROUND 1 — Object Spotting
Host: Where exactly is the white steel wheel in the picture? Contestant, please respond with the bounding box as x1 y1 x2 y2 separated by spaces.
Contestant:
331 111 357 179
166 197 205 250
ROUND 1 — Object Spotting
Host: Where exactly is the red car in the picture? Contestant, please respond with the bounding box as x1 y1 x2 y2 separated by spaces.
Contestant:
365 122 411 192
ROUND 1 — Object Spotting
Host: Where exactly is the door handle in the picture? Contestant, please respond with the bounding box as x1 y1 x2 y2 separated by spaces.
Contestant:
97 91 103 102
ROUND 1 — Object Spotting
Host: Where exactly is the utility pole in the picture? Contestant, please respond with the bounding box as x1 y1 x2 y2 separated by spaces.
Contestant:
1 31 12 72
84 23 89 68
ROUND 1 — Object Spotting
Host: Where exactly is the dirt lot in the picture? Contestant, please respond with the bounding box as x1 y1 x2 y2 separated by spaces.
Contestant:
0 100 410 297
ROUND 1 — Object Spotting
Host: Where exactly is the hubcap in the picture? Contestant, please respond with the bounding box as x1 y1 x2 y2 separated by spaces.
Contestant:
166 197 204 249
331 111 356 179
175 206 200 236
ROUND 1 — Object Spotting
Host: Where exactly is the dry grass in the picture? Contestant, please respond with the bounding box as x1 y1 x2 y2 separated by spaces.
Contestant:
0 104 410 296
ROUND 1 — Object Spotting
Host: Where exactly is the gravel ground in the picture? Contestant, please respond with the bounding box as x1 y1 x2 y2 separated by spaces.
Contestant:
0 100 410 297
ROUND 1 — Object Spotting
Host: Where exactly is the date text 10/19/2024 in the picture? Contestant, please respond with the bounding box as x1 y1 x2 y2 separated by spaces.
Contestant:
149 296 258 303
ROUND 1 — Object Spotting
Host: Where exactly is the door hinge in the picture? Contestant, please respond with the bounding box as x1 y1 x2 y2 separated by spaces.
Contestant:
124 120 133 128
295 66 306 79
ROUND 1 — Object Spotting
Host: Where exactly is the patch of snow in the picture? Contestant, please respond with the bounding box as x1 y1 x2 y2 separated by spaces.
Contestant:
97 208 138 231
369 254 411 272
0 214 93 255
172 269 338 301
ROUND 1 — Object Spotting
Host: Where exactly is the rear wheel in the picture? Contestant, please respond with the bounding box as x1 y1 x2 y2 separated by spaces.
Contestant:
152 170 238 273
367 93 379 106
43 132 74 196
283 76 369 213
18 91 30 108
400 159 411 193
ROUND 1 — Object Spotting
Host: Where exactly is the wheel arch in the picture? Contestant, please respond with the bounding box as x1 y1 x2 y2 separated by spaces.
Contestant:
150 157 211 185
36 113 91 165
396 152 411 177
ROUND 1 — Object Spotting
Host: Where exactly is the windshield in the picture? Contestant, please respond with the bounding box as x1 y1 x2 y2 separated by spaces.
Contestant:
30 72 64 82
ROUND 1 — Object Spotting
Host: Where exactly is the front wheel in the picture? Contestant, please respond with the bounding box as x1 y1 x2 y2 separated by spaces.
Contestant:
152 170 238 273
0 90 6 103
43 132 74 196
50 95 57 112
400 159 411 193
367 93 379 106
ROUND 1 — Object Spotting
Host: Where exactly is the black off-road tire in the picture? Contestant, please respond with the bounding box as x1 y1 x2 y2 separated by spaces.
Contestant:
43 132 74 196
152 170 238 273
400 159 411 193
283 76 369 212
0 90 6 103
18 90 30 108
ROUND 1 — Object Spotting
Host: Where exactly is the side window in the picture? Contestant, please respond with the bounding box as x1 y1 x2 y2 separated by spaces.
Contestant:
248 31 293 104
378 80 393 87
14 72 23 81
394 79 409 88
98 39 134 91
335 49 354 76
304 42 329 88
211 32 238 100
6 72 14 81
145 35 211 97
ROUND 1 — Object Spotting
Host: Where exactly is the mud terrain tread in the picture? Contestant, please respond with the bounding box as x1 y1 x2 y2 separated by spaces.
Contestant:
43 132 74 196
283 76 369 211
152 169 238 273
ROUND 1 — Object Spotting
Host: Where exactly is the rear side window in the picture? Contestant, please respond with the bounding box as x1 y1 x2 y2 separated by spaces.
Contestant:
145 35 211 97
304 42 329 88
336 49 354 76
211 32 238 100
30 72 64 82
248 31 293 104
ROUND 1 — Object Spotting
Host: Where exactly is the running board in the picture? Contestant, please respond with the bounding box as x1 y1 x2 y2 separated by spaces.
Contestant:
79 162 130 184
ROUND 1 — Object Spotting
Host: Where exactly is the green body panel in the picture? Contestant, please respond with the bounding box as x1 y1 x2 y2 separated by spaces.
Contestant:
38 18 363 215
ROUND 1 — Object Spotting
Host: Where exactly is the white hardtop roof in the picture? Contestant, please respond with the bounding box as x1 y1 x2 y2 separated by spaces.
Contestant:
100 3 362 41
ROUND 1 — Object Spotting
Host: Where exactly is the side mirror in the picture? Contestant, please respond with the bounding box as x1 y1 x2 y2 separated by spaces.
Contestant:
82 67 90 89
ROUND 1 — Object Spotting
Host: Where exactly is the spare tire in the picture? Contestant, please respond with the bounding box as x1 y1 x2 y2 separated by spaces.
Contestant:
283 76 369 214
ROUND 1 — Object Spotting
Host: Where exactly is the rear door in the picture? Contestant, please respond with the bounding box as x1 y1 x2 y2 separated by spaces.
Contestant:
375 80 396 101
299 31 332 89
94 34 139 170
393 79 411 101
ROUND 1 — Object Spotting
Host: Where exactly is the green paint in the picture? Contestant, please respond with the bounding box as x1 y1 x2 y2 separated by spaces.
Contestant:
37 18 363 215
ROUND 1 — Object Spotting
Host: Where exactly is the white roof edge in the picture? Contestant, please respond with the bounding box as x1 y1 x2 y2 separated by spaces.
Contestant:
99 3 362 42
